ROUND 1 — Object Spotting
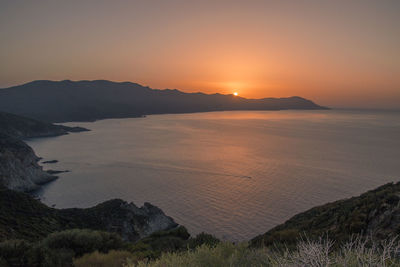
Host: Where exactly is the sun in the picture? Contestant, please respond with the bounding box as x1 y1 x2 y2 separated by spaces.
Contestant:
233 92 238 96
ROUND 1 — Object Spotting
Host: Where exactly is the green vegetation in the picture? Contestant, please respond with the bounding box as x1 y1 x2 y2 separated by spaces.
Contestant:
0 185 116 241
2 182 400 266
132 236 400 267
0 185 68 241
73 250 135 267
127 228 220 261
0 229 125 267
0 185 222 266
3 233 400 266
251 182 400 248
0 226 222 267
0 186 174 242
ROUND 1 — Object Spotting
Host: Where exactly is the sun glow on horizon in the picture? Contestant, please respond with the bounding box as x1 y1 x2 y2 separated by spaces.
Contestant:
0 1 399 108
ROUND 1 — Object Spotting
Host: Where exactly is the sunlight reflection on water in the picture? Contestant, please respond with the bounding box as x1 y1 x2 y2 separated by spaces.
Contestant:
28 110 400 241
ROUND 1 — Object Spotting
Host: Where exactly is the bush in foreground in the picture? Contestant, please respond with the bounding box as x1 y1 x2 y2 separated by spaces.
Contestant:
125 227 220 262
73 250 135 267
132 236 400 267
0 229 125 267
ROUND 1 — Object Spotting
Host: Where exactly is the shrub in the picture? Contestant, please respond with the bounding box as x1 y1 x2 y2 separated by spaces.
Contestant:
39 228 125 257
133 236 400 267
187 232 220 249
0 239 32 266
74 250 135 267
128 226 191 260
133 242 271 267
0 229 126 267
147 226 190 240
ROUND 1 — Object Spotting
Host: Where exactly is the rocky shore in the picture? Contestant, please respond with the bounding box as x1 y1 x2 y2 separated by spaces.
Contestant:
0 112 88 192
0 133 57 192
0 111 178 245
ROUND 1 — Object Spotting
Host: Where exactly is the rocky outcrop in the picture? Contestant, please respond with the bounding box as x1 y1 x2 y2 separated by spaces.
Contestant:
0 186 178 242
61 199 178 242
0 134 56 192
0 111 177 242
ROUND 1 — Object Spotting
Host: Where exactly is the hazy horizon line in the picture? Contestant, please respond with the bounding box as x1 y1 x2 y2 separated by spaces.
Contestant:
1 78 400 112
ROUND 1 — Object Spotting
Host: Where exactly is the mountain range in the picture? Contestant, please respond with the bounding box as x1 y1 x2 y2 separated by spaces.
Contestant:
0 80 327 122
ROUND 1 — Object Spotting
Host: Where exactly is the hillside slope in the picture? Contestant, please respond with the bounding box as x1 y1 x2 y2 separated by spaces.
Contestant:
251 182 400 247
0 186 177 242
0 80 326 122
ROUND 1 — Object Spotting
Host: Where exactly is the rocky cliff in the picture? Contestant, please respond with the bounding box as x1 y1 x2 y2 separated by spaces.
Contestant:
0 186 177 242
0 112 88 192
0 134 57 192
60 199 178 242
0 112 178 245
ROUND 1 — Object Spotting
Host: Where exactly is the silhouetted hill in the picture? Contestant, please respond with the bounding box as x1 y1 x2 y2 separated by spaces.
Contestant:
0 80 327 122
0 111 88 139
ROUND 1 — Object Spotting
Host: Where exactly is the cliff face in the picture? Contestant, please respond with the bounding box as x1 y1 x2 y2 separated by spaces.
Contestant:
0 186 177 242
251 182 400 248
0 111 178 243
61 199 178 242
0 134 56 192
0 112 88 191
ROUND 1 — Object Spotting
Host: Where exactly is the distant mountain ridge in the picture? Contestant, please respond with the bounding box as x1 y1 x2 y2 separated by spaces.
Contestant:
0 80 327 122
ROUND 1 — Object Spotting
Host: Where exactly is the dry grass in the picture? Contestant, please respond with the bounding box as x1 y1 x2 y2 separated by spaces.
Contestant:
74 250 135 267
129 236 400 267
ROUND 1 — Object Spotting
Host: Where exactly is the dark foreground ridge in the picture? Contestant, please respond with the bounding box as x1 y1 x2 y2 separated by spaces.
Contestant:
0 185 177 242
0 80 327 122
2 181 400 266
251 181 400 248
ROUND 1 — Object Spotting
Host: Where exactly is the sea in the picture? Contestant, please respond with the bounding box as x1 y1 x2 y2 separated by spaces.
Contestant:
27 109 400 241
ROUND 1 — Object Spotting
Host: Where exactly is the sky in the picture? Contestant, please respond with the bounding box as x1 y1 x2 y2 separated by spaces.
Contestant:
0 0 399 109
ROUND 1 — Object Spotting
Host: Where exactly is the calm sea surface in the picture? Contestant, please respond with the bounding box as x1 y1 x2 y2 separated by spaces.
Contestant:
27 110 400 241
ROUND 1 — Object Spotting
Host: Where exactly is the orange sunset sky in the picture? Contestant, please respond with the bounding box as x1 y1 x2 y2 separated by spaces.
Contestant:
0 0 399 109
